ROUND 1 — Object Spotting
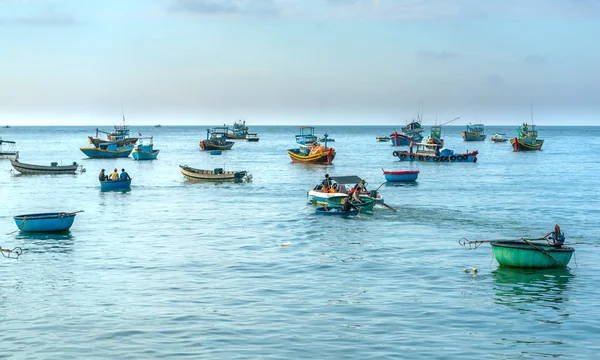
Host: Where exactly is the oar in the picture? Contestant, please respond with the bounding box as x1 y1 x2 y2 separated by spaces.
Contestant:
379 202 397 212
61 210 85 216
521 238 566 266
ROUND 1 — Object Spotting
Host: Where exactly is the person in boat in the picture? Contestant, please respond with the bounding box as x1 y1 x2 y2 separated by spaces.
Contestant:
341 196 360 214
322 174 333 188
120 168 131 181
98 169 106 181
110 168 119 181
549 224 565 248
435 145 440 156
409 141 414 154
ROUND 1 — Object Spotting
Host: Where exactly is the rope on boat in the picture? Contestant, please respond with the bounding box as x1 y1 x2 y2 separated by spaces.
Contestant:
0 247 23 259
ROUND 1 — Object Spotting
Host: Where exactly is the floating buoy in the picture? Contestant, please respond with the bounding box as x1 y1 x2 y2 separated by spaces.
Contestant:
463 268 471 273
472 268 479 273
281 242 292 247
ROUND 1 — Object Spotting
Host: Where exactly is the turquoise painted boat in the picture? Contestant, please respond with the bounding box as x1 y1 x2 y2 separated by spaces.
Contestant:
132 137 159 160
491 241 574 269
80 143 134 158
13 211 80 232
100 179 131 191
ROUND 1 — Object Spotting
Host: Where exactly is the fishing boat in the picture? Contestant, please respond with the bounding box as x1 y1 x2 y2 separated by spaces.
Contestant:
200 127 235 151
179 165 251 182
490 133 508 143
425 117 460 146
460 225 574 269
307 175 384 206
132 137 159 160
0 139 19 160
511 123 544 151
88 117 139 147
10 159 81 174
390 119 424 146
13 211 81 232
225 120 249 139
288 128 335 165
392 143 478 163
376 136 390 142
462 123 486 141
315 207 359 217
100 179 131 190
80 142 134 158
382 169 419 182
246 133 260 142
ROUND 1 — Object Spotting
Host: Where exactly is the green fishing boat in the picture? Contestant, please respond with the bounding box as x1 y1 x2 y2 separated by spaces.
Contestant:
490 241 574 269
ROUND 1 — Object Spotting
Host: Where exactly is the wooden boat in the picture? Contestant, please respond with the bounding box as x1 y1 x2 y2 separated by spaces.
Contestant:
491 241 574 269
308 175 384 205
225 120 249 139
246 133 260 142
393 143 478 163
179 165 250 182
390 119 424 146
80 143 134 158
13 211 80 232
88 120 139 147
288 129 335 164
132 137 159 160
10 159 80 174
490 133 508 143
511 123 544 151
100 179 131 190
315 207 359 217
200 127 235 150
0 139 19 160
376 136 390 142
462 123 486 141
209 150 222 155
383 169 419 182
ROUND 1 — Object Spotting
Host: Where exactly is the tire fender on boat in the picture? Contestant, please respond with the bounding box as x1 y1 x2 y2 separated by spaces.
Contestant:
462 155 468 160
450 155 456 161
392 151 399 157
409 155 415 160
418 156 423 161
400 154 406 160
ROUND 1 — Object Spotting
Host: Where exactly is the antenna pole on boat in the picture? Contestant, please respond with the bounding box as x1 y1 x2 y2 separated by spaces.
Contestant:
530 103 534 124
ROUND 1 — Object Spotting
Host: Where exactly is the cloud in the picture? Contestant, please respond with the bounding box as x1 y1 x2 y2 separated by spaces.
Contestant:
169 0 280 16
416 50 460 61
485 74 506 87
524 54 547 65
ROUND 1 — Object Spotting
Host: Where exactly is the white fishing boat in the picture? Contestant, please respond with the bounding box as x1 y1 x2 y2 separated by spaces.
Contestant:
490 133 508 143
0 138 19 160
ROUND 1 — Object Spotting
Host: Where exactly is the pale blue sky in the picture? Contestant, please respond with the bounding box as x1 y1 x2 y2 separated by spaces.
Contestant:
1 0 599 125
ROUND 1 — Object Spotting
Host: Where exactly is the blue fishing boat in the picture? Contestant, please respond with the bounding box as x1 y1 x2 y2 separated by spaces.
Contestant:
200 127 235 151
390 118 424 146
382 169 419 182
315 207 359 217
132 137 159 160
209 150 222 155
393 143 478 163
225 120 249 139
80 143 134 158
462 123 486 141
511 123 544 151
100 179 131 191
13 211 82 232
294 126 318 145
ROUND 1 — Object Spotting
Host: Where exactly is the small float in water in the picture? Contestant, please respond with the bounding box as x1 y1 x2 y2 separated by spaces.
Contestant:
382 169 419 182
13 211 83 232
459 224 574 269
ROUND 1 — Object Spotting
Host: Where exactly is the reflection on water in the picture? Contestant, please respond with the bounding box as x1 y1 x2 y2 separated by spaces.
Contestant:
492 267 573 311
14 232 74 254
383 181 419 188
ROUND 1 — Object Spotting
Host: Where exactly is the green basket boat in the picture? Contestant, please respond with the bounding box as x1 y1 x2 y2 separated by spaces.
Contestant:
490 240 574 269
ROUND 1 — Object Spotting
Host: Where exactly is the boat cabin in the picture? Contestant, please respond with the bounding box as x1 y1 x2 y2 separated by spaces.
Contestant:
517 123 538 140
295 126 318 145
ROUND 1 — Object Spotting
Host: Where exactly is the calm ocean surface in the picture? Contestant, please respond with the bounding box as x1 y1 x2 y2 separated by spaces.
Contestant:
1 125 599 359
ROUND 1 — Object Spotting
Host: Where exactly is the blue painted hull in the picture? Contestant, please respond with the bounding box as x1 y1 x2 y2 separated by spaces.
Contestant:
100 179 131 190
132 150 159 160
393 151 478 163
463 134 486 141
80 145 134 158
13 212 76 232
383 170 419 182
390 132 423 146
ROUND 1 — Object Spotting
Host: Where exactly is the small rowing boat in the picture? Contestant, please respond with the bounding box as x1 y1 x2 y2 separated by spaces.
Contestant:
13 211 82 232
11 159 81 175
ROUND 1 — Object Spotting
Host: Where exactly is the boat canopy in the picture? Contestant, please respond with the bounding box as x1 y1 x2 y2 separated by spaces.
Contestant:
0 139 16 144
330 175 362 184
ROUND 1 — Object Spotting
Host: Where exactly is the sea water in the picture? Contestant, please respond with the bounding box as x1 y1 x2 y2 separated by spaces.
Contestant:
1 125 599 359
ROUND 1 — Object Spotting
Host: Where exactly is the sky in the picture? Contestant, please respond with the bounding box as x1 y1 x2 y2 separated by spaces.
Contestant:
1 0 599 126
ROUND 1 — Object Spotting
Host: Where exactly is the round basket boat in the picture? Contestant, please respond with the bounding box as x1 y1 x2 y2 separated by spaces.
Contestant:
13 212 77 232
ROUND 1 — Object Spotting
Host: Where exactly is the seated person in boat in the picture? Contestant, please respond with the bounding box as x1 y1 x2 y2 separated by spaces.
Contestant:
341 196 360 213
120 168 132 181
549 224 565 247
99 169 107 181
110 168 119 181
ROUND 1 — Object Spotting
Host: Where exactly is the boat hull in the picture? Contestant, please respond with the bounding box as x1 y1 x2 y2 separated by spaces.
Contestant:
179 165 248 182
393 151 478 163
287 149 335 164
100 179 131 190
462 133 487 141
390 132 423 146
315 207 359 216
132 149 159 160
13 212 76 232
383 170 419 182
11 160 79 174
491 241 574 268
511 138 544 151
200 140 235 151
80 146 134 158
